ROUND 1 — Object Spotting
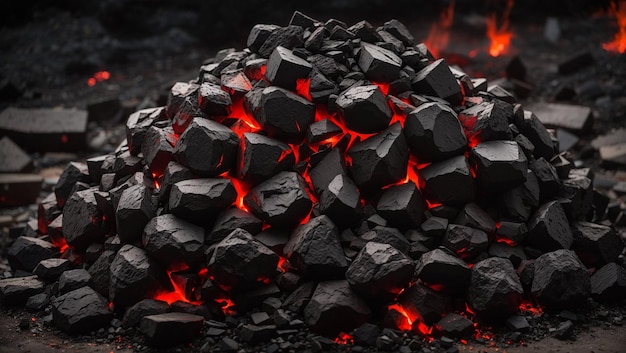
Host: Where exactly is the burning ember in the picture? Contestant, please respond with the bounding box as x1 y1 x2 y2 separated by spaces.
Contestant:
486 0 515 57
603 0 626 53
87 71 110 86
425 1 455 58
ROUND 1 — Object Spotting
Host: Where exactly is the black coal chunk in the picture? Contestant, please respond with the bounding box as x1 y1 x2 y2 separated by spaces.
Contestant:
55 162 90 208
404 102 467 162
455 202 497 234
140 313 204 347
488 243 527 267
240 324 277 343
63 189 107 249
377 182 425 229
266 46 312 90
532 249 590 308
399 282 452 325
52 287 112 334
169 178 236 224
8 236 59 272
142 214 205 268
346 242 414 302
419 155 475 206
141 126 175 177
382 19 414 46
303 280 371 335
0 276 46 305
572 222 623 268
166 82 198 118
254 86 315 139
470 140 528 192
116 185 155 243
443 224 489 260
174 118 239 177
258 25 305 58
244 171 313 228
247 24 280 53
436 313 474 338
318 174 362 228
421 216 449 238
158 161 194 203
208 208 263 245
126 107 166 155
527 201 573 252
198 82 232 116
87 250 115 297
590 262 626 301
221 69 253 96
239 133 295 184
207 228 279 292
110 244 167 308
467 257 524 318
412 59 462 105
358 42 402 82
58 269 91 294
530 158 561 199
309 148 348 194
518 109 556 160
459 101 513 143
499 169 540 221
33 258 71 281
306 119 342 143
336 85 392 134
414 248 470 291
122 299 169 328
284 215 347 279
348 123 408 193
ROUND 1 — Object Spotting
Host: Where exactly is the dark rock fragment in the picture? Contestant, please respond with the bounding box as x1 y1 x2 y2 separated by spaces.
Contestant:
470 140 528 192
414 248 470 291
140 313 203 347
358 42 402 82
266 46 312 90
377 182 425 229
142 214 205 268
116 185 155 243
110 245 167 308
336 84 392 134
0 276 46 305
532 249 590 308
419 155 475 206
52 287 113 333
122 299 170 328
33 258 71 281
58 269 91 294
254 86 315 139
8 236 59 272
412 59 463 105
239 133 295 184
527 201 573 252
169 178 236 224
467 257 523 318
443 224 489 260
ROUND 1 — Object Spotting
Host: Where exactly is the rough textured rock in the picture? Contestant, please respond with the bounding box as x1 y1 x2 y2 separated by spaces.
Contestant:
266 46 312 90
122 299 170 328
419 156 475 205
318 173 362 228
63 189 107 249
412 59 463 105
467 257 524 318
436 313 474 338
7 236 59 272
399 282 452 325
470 140 528 192
443 224 489 260
590 262 626 301
527 201 573 252
208 208 263 245
52 287 113 333
532 249 591 308
336 84 392 134
0 276 46 305
33 258 71 281
572 222 623 268
377 182 425 229
414 248 470 291
168 178 236 224
142 214 205 268
239 133 295 184
116 184 155 243
54 162 90 208
88 250 116 297
140 313 204 347
358 42 402 82
254 86 315 139
110 245 167 308
58 269 91 294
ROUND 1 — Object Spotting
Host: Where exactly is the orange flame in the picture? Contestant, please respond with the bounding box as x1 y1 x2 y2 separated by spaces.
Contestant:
154 264 202 305
334 332 354 345
216 298 236 315
87 71 110 86
519 301 543 316
425 1 455 58
295 78 312 101
486 0 514 57
603 0 626 53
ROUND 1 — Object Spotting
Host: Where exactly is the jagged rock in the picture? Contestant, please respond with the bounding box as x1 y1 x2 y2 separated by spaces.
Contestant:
467 257 524 318
58 269 91 294
399 282 452 325
532 249 590 308
122 299 170 328
110 245 167 308
169 178 236 225
0 276 46 305
414 248 470 291
52 287 113 333
140 313 204 347
572 222 623 268
336 84 392 134
142 214 205 268
527 201 573 252
8 236 59 272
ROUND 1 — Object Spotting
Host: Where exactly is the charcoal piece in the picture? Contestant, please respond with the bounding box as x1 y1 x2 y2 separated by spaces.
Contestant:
347 20 382 43
454 203 496 234
497 222 526 245
506 315 530 331
38 193 60 235
358 42 402 82
207 228 279 292
88 250 115 297
303 280 371 335
266 46 312 90
221 69 252 96
419 156 475 206
558 50 593 74
232 283 281 312
52 286 113 333
198 82 232 116
330 26 354 40
590 262 626 301
33 258 71 281
141 126 175 177
258 25 305 58
208 208 263 245
113 152 143 180
169 178 236 224
166 82 198 118
254 86 315 139
560 176 593 221
304 26 326 51
530 158 561 198
86 155 107 184
26 292 49 311
239 133 295 184
436 313 474 338
499 169 540 221
243 58 268 81
572 222 623 268
532 249 590 308
404 102 467 162
399 282 452 325
116 185 155 243
527 201 573 252
0 173 42 206
382 19 414 46
527 102 593 134
335 84 392 134
443 224 489 260
309 69 340 103
470 140 528 192
126 107 165 155
140 313 203 347
420 217 448 238
518 110 556 159
412 59 462 105
174 118 239 177
289 10 319 28
8 236 59 272
377 182 425 229
308 54 345 80
55 162 90 208
0 107 87 152
348 123 408 192
346 242 414 302
244 171 313 228
158 161 194 203
110 245 167 308
247 24 280 53
468 257 524 318
414 248 470 291
0 276 46 305
361 226 410 254
0 136 32 173
284 215 347 279
488 243 526 267
142 214 204 268
459 101 513 144
306 119 342 143
240 324 278 343
319 174 362 228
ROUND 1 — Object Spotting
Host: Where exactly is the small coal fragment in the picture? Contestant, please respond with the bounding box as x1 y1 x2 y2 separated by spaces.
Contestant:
348 123 408 193
443 225 489 260
399 282 452 325
318 174 362 228
590 262 626 301
33 258 71 281
258 25 305 58
517 109 556 160
110 245 167 308
436 313 474 338
240 324 278 343
309 148 348 194
244 171 313 228
336 84 392 134
8 236 59 272
140 313 204 347
126 107 166 155
459 101 513 143
174 118 239 177
454 203 497 234
158 161 194 203
284 215 348 279
377 182 425 229
551 320 574 340
87 250 115 297
58 269 91 294
412 59 463 105
207 228 279 292
404 102 467 162
360 226 410 254
221 69 253 96
306 119 342 143
421 217 449 238
122 299 170 328
208 208 263 245
382 19 414 46
488 243 526 267
141 126 175 177
346 242 414 302
169 178 236 224
358 42 402 82
0 276 46 305
532 249 590 308
572 222 623 268
530 157 561 199
419 156 475 206
198 82 232 116
468 257 524 318
527 201 573 252
470 140 528 192
266 46 312 90
142 214 205 268
52 287 113 333
239 133 295 184
55 162 90 208
499 169 540 221
415 248 470 291
116 185 155 243
247 24 280 53
254 86 315 139
303 280 371 335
